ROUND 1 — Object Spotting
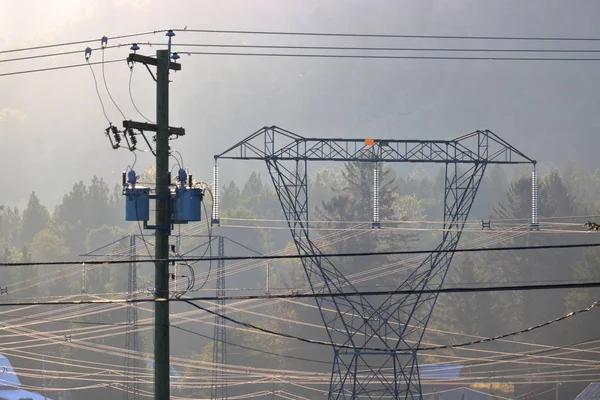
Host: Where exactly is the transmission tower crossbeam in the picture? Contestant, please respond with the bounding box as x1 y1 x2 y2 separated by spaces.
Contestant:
215 126 535 399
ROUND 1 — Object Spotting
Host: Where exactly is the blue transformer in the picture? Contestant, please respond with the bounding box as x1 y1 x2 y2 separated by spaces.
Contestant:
125 187 150 221
173 187 203 223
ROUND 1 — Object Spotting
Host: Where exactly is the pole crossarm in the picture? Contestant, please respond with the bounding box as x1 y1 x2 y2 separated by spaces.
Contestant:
123 120 185 136
215 126 536 165
127 53 181 71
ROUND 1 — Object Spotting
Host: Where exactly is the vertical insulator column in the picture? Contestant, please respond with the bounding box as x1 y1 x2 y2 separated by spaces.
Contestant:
531 165 539 231
81 263 86 294
373 164 381 228
266 263 271 294
212 160 219 225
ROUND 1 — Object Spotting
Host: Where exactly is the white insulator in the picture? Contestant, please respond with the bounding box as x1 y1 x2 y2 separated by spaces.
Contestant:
212 163 219 224
81 263 86 294
531 167 539 229
373 165 380 228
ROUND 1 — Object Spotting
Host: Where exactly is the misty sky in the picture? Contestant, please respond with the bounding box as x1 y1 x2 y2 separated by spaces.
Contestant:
1 0 600 209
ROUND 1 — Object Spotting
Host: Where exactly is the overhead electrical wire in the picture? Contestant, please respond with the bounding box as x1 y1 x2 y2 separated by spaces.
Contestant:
11 41 600 68
280 297 600 367
22 296 580 382
171 325 329 365
0 280 599 307
0 276 592 386
0 288 556 382
0 296 592 388
163 43 600 53
1 225 580 372
9 36 600 81
175 28 600 42
0 58 125 77
5 286 600 376
0 296 330 380
220 222 589 235
171 295 600 371
3 241 599 267
185 51 600 62
0 286 482 382
0 296 540 382
0 45 128 64
0 30 167 54
218 214 600 224
0 185 596 390
0 225 568 360
86 59 111 124
100 42 127 120
9 42 600 66
180 297 600 353
128 64 154 123
4 28 600 58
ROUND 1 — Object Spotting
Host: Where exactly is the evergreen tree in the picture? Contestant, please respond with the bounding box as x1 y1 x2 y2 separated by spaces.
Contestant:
21 191 50 244
315 162 421 279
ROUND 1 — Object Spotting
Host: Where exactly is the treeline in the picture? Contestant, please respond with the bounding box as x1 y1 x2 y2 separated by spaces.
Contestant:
0 162 599 399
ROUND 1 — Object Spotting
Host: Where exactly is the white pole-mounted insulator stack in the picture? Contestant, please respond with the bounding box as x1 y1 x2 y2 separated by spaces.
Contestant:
531 165 539 231
212 161 219 225
373 165 380 229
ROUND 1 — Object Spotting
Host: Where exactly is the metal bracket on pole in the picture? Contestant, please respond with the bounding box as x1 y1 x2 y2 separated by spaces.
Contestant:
123 120 185 137
127 53 181 71
143 193 173 233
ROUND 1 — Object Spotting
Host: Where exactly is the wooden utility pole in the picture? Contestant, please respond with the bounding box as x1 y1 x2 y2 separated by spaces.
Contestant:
155 48 171 400
125 48 182 400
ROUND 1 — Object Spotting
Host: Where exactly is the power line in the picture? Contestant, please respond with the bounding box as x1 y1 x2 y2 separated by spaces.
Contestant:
0 45 127 64
2 241 599 267
0 59 125 77
174 43 600 53
86 60 111 124
101 46 127 120
0 313 330 364
181 297 599 353
171 325 329 365
177 28 600 42
128 65 153 123
185 51 600 62
9 41 600 67
5 28 600 59
0 281 599 306
460 335 600 371
0 30 166 54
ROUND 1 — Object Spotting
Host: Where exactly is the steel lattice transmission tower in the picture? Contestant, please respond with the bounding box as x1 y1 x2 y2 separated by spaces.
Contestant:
211 235 227 399
214 127 537 399
125 235 139 399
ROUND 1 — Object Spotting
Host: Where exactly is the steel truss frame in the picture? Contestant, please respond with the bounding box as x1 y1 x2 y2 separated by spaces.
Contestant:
215 126 535 399
125 235 139 400
211 235 228 400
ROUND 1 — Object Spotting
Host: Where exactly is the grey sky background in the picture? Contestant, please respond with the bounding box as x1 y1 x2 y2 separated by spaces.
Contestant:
1 0 600 208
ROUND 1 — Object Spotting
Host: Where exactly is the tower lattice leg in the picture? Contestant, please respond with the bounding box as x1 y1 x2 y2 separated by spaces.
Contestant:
125 235 139 400
212 236 227 399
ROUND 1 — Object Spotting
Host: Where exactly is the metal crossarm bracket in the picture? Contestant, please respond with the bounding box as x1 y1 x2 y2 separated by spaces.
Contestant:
127 53 181 71
123 120 185 137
